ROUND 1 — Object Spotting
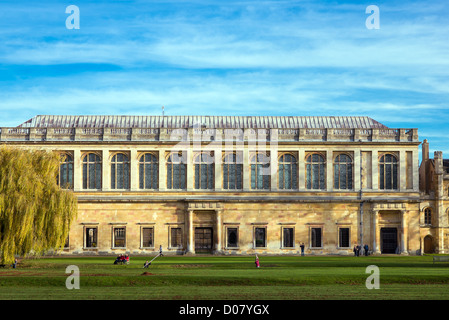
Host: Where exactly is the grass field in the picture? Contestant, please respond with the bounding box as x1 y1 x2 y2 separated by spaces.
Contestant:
0 254 448 300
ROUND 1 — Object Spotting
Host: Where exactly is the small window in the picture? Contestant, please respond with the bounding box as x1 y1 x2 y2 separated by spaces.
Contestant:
139 153 158 189
85 227 98 248
170 228 183 248
141 227 154 248
82 153 102 189
283 227 294 248
111 153 130 189
339 228 350 248
306 153 325 190
424 208 432 225
113 227 126 248
226 227 239 248
250 153 270 190
311 227 322 248
59 153 74 189
254 227 266 247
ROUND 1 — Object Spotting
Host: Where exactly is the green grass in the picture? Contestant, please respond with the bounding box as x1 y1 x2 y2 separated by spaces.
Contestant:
0 255 448 300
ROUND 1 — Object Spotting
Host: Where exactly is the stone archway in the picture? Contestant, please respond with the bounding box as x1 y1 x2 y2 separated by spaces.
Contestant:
423 235 434 254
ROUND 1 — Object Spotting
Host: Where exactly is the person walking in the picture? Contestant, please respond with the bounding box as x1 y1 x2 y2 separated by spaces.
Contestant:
300 243 305 256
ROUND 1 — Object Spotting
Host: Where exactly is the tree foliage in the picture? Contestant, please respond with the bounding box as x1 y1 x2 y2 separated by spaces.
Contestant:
0 146 77 264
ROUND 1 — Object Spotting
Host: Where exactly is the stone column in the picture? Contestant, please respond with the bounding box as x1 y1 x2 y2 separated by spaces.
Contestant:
243 146 250 191
73 149 82 191
102 149 110 191
298 148 305 190
158 149 166 191
353 149 361 191
399 150 406 191
214 149 222 191
326 150 333 191
215 209 223 254
372 210 380 253
401 210 408 254
187 147 194 191
372 150 378 190
270 148 278 191
185 209 194 254
130 149 138 191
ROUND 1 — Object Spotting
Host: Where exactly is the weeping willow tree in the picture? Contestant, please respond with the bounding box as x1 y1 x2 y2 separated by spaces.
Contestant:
0 146 78 264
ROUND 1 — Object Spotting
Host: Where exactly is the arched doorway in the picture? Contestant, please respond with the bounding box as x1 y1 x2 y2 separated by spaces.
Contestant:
423 235 434 254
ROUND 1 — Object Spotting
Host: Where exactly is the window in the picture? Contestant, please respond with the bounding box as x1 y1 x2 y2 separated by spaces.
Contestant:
279 153 297 190
339 228 350 248
139 153 158 189
250 153 270 190
334 154 353 190
167 153 187 189
85 227 98 248
254 227 266 247
82 153 102 189
141 227 154 248
223 153 243 190
226 227 239 248
64 236 70 249
379 153 398 190
170 228 183 248
306 153 325 190
111 153 130 189
311 227 322 248
58 153 73 189
113 227 126 248
424 208 432 225
283 227 294 248
194 152 214 190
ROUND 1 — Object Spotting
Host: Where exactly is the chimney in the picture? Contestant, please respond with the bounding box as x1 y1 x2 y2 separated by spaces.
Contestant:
422 139 429 162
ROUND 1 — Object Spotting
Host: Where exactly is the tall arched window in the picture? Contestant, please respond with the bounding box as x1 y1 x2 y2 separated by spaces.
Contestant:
379 153 398 190
139 153 158 189
82 153 102 189
333 154 353 190
194 152 214 190
278 153 297 190
59 153 73 189
111 153 130 189
250 153 270 190
166 152 186 190
306 153 325 190
424 208 432 225
223 153 243 190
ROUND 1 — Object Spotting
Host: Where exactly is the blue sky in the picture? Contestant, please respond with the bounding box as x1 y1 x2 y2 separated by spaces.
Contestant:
0 0 448 158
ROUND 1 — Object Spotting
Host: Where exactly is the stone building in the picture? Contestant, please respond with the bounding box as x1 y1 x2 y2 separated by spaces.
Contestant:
0 115 440 256
419 139 449 254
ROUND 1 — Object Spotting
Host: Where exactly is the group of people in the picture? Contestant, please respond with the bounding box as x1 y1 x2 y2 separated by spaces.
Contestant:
353 244 370 256
113 254 130 265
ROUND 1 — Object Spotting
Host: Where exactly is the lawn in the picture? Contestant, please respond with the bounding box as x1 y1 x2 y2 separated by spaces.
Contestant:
0 254 448 300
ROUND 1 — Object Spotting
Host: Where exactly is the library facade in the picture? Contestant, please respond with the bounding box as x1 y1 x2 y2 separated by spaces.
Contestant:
1 115 448 256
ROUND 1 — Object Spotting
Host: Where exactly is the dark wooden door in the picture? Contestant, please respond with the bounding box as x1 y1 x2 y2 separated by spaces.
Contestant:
195 228 213 253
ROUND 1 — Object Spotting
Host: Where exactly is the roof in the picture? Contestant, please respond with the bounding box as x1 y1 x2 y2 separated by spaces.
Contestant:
18 115 389 129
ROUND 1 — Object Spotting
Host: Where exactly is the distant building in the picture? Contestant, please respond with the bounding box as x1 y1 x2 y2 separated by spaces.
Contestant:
1 115 445 255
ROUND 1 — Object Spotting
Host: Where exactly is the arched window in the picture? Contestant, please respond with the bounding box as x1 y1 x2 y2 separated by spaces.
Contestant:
333 154 353 190
59 153 73 189
139 153 158 189
111 153 130 189
82 153 102 189
166 152 186 189
424 208 432 225
250 153 270 190
306 153 325 190
223 153 242 190
278 153 297 190
379 153 398 190
194 152 214 190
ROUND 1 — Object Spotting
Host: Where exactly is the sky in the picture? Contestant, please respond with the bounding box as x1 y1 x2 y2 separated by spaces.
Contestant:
0 0 448 159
